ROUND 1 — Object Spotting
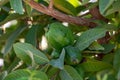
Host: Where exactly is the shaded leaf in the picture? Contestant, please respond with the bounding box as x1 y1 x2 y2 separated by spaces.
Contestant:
0 29 3 36
25 25 38 47
4 69 48 80
113 48 120 71
49 49 65 69
59 70 73 80
7 58 21 72
25 4 32 16
13 43 49 65
75 28 107 51
105 0 120 16
2 25 26 56
80 59 113 72
10 0 24 14
47 67 59 79
99 0 114 15
89 41 104 51
0 71 7 80
59 65 83 80
102 53 114 64
101 43 115 54
75 65 85 78
0 13 26 26
117 69 120 80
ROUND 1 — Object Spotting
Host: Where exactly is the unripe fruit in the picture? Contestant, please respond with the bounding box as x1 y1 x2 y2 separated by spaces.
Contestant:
46 22 74 50
65 46 82 65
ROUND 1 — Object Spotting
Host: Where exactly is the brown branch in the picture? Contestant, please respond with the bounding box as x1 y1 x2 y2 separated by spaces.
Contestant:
48 0 53 10
89 6 109 22
23 0 96 27
89 7 110 44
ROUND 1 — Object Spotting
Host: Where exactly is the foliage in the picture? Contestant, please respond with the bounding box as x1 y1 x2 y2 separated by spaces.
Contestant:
0 0 120 80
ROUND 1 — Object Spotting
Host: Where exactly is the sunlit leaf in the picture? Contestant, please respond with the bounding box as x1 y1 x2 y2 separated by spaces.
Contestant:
67 0 81 8
53 0 77 15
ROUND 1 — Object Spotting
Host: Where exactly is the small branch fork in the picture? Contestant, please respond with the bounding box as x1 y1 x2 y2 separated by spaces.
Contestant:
23 0 96 27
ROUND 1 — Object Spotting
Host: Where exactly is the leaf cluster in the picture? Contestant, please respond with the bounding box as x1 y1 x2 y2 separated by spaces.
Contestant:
0 0 120 80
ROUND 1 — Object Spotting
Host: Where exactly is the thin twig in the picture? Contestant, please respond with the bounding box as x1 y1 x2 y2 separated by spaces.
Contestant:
48 0 53 10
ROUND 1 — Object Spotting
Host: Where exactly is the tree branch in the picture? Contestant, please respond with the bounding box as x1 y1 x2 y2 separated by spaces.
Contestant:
23 0 96 27
89 6 108 22
48 0 53 10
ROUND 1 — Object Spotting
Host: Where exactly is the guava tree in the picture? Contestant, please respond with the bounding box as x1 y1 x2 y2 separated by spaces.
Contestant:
0 0 120 80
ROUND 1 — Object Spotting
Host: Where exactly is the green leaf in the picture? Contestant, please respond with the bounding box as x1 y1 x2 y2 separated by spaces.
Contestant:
25 4 32 16
75 65 85 78
49 49 65 69
59 65 83 80
25 25 38 47
117 69 120 80
2 25 26 56
99 0 114 15
101 43 115 54
81 0 89 5
0 29 3 36
7 58 21 72
102 53 114 64
75 28 107 51
0 71 7 80
96 69 115 80
80 59 113 72
13 43 49 65
105 0 120 16
10 0 24 14
113 48 120 71
4 69 48 80
67 0 81 8
59 70 73 80
53 0 77 15
89 41 104 51
47 67 59 79
0 13 26 26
